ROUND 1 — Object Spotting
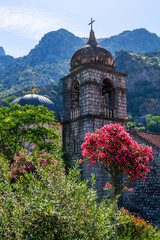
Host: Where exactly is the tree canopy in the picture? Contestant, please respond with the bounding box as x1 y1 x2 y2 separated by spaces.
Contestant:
0 104 60 161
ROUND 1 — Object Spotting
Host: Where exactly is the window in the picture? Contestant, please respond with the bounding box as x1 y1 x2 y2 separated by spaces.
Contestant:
72 80 79 109
102 78 114 118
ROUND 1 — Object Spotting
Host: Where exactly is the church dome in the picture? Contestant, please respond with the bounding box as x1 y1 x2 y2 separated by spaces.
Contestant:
70 30 115 71
10 94 61 121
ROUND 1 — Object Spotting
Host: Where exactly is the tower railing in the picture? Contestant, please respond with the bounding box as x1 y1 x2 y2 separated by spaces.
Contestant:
70 108 79 120
102 106 115 118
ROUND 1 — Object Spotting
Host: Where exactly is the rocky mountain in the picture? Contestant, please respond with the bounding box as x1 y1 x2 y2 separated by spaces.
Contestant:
99 28 160 53
0 28 160 118
0 55 14 73
0 47 6 56
25 28 84 66
116 49 160 116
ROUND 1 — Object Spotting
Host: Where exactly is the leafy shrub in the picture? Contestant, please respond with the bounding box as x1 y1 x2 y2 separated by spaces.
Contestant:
117 212 157 239
0 149 158 239
10 146 61 184
0 152 114 239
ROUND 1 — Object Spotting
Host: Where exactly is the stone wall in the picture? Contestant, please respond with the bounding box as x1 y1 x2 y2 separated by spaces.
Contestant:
62 66 127 122
121 130 160 226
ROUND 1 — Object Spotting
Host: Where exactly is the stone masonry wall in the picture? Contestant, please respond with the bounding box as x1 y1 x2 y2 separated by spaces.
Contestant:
121 131 160 226
62 67 127 122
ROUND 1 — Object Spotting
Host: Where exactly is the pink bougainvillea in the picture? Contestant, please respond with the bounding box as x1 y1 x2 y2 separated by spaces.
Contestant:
79 159 83 164
81 123 153 199
81 124 153 182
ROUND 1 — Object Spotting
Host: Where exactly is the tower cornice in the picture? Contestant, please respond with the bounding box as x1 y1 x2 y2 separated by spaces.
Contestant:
60 64 127 81
62 114 128 124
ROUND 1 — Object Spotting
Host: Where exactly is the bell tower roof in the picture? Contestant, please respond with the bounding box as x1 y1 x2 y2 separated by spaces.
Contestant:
87 29 98 46
70 21 115 71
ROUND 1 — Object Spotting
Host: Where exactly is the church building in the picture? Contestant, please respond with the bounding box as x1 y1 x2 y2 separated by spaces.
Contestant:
61 23 160 225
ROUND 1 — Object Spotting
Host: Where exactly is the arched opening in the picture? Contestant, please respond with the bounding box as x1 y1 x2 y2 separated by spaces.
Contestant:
72 80 79 109
102 78 115 118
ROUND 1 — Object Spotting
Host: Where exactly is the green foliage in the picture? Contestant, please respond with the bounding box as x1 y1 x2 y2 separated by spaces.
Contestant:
115 212 157 239
1 95 17 103
127 114 146 130
0 104 61 161
127 114 160 133
0 154 115 239
145 114 160 133
0 60 69 98
0 152 158 239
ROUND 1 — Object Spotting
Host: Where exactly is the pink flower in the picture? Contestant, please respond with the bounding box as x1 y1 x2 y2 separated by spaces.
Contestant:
88 163 91 167
124 186 128 190
79 159 83 164
19 152 26 158
12 175 18 179
32 144 36 149
19 165 26 173
43 152 50 156
130 188 133 192
14 156 20 161
105 182 112 188
122 208 128 212
19 167 24 173
40 158 46 166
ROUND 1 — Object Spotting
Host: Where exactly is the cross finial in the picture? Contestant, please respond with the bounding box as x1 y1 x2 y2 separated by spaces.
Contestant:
32 75 36 94
88 17 95 30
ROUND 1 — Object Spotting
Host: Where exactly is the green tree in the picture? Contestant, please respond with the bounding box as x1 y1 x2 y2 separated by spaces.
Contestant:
0 104 60 162
127 114 145 130
145 114 160 133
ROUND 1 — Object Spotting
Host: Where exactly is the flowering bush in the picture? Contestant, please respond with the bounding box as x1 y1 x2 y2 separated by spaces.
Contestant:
10 146 64 183
117 212 157 239
0 154 158 239
81 123 153 199
1 155 115 239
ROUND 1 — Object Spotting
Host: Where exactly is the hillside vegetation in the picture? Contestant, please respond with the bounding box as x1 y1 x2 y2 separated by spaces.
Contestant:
116 49 160 116
0 28 160 118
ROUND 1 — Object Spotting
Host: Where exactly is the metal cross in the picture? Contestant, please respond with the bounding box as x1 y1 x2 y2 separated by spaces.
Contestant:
32 74 36 94
88 17 95 30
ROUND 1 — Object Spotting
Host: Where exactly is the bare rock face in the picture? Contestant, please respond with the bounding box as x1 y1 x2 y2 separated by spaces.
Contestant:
100 28 160 53
0 47 5 56
115 49 160 116
26 29 84 66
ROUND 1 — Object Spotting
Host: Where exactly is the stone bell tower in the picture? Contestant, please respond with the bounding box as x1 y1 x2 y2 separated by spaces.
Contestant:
61 24 128 199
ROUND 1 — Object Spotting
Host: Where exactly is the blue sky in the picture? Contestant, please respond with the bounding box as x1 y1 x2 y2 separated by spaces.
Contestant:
0 0 160 57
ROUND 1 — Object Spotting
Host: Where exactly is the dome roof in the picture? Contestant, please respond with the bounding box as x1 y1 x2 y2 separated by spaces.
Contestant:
10 94 61 121
70 30 115 71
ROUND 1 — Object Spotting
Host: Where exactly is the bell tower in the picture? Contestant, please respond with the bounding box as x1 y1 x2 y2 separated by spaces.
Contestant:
61 24 128 199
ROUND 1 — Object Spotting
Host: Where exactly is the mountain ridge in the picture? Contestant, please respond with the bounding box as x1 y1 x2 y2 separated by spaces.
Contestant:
99 28 160 53
0 27 160 118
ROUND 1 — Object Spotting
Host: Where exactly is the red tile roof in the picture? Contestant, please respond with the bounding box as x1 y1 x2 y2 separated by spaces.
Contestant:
133 130 160 149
